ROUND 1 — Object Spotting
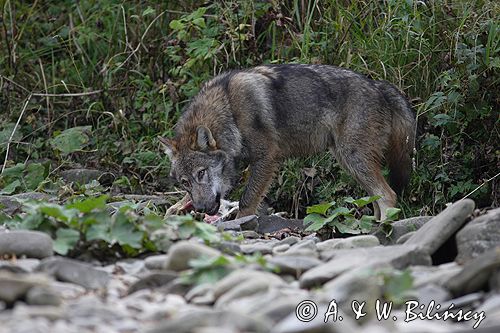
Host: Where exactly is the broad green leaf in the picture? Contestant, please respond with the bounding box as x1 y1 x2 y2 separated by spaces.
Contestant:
192 17 205 28
177 219 196 239
360 215 376 233
306 201 335 215
385 208 401 221
193 222 219 243
50 126 91 155
53 228 80 255
187 7 207 20
334 217 361 234
344 195 381 208
39 203 78 223
0 179 21 194
67 195 108 213
0 163 24 181
169 20 185 31
25 163 47 190
86 222 112 243
304 213 328 232
110 212 143 249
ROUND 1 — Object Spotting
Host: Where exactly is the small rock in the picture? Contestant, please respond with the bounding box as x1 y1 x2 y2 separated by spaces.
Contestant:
145 309 271 333
256 215 306 234
60 168 107 184
128 271 178 294
404 199 475 255
268 256 322 276
0 271 48 303
408 263 460 289
316 239 342 252
272 244 290 254
215 215 258 231
65 295 127 322
48 280 86 299
0 192 55 215
239 230 261 239
446 247 500 296
272 304 358 333
328 235 380 250
277 236 301 246
415 284 451 305
114 259 146 276
396 231 416 244
26 286 62 306
240 242 274 255
13 304 64 321
456 208 500 263
163 241 222 271
0 230 53 259
373 216 432 245
302 245 431 288
36 257 110 289
320 264 389 322
185 283 215 305
213 269 284 300
215 275 284 308
145 255 169 270
215 241 241 254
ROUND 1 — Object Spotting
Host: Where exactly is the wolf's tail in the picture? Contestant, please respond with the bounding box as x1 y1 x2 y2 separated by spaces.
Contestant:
376 81 416 195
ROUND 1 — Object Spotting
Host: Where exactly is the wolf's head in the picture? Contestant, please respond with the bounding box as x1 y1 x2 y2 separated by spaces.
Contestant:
159 126 234 215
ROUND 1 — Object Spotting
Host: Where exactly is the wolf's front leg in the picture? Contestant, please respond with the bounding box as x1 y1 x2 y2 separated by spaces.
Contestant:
236 157 279 218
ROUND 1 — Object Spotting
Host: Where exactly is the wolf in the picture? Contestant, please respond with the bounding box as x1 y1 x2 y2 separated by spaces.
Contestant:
159 64 415 220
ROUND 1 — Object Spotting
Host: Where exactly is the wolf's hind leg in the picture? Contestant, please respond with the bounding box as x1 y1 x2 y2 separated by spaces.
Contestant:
331 147 396 221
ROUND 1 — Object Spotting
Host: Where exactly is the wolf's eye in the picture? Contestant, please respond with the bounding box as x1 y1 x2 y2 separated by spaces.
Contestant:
197 169 206 181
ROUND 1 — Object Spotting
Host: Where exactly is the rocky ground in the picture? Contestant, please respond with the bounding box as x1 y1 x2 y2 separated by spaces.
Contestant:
1 186 500 332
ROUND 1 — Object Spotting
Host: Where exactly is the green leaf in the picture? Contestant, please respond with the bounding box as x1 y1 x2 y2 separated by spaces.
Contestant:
86 221 112 243
50 126 91 155
193 222 219 243
344 195 381 208
53 228 80 255
169 20 185 31
384 208 401 222
192 17 206 28
334 216 361 234
306 202 335 215
359 215 376 233
0 179 21 194
177 219 196 239
67 195 108 213
304 213 328 231
25 163 47 190
142 7 155 16
187 7 207 20
110 212 143 249
39 203 78 223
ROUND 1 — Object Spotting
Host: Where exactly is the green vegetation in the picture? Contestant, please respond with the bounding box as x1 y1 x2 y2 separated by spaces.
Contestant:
0 194 224 257
303 195 400 237
1 0 498 219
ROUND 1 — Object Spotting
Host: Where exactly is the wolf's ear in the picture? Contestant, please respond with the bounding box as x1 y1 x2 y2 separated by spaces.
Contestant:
196 126 217 151
158 136 177 160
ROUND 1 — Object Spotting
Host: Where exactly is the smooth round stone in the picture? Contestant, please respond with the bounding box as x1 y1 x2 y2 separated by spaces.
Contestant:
0 230 53 259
